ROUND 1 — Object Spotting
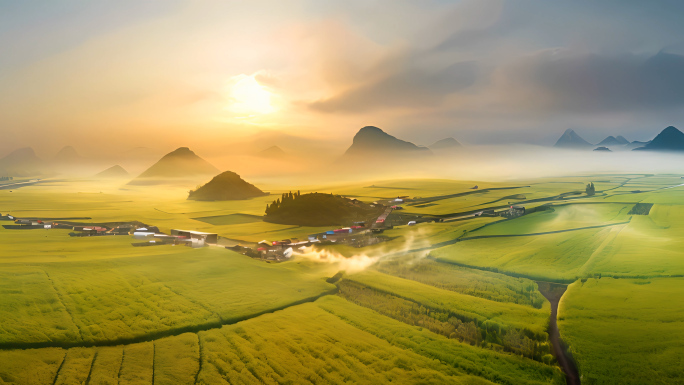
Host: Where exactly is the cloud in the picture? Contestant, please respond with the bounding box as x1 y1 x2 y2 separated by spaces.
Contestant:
309 55 478 113
493 49 684 113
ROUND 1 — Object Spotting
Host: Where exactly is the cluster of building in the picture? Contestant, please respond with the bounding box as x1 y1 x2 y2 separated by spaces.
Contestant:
227 220 390 262
0 213 220 249
473 205 526 219
0 214 148 235
133 229 218 248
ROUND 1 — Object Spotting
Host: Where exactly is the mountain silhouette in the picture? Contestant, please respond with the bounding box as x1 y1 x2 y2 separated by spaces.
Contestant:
554 129 593 148
53 146 85 164
344 126 431 157
94 165 130 179
615 136 630 144
429 137 462 150
597 136 629 147
633 126 684 151
129 147 220 184
625 140 650 150
0 147 45 176
258 145 288 159
188 171 267 201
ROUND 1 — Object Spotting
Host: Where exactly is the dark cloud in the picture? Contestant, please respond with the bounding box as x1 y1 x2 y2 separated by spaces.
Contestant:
309 60 478 113
498 50 684 113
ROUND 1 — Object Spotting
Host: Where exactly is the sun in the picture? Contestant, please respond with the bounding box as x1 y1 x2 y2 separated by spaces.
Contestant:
226 74 276 116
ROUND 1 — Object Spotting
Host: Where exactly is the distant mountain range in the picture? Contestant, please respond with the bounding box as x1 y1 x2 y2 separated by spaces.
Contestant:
429 137 462 150
551 127 684 152
633 126 684 151
344 126 431 158
597 136 629 147
53 146 86 164
128 147 220 185
0 147 45 176
554 129 594 148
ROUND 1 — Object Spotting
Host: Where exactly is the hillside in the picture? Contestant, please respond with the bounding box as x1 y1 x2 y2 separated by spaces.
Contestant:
188 171 267 201
94 165 130 179
0 147 45 176
53 146 85 164
264 192 384 226
597 136 628 147
633 126 684 151
429 137 462 150
554 129 593 148
129 147 220 184
344 126 431 157
258 145 288 159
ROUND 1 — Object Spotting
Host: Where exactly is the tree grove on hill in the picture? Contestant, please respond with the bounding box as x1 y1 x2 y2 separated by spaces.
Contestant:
265 191 303 215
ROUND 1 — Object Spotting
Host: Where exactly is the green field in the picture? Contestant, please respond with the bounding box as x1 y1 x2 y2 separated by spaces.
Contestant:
0 296 565 385
1 174 684 384
559 278 684 384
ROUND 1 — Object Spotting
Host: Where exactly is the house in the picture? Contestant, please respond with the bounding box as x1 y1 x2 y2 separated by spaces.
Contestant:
170 229 218 244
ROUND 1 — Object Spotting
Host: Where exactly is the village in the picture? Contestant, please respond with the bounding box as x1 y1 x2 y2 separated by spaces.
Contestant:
0 196 526 263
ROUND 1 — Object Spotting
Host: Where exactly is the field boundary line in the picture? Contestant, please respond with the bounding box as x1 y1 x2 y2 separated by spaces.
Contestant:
0 288 338 351
41 268 85 343
577 223 628 277
51 350 67 385
117 347 125 383
152 341 156 385
193 333 203 385
84 351 98 385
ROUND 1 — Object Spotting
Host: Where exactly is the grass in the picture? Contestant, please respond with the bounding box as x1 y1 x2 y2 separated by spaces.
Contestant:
0 246 335 346
153 333 200 385
0 348 64 384
375 258 547 308
191 213 262 226
344 271 550 338
88 346 124 385
559 278 684 384
431 227 613 281
53 347 95 385
1 175 684 383
0 298 563 385
316 296 564 385
469 203 632 236
119 342 153 384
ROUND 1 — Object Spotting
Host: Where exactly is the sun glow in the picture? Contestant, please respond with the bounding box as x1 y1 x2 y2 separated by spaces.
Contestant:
226 74 276 116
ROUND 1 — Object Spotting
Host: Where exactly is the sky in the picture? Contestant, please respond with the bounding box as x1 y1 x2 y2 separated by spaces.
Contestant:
2 0 684 158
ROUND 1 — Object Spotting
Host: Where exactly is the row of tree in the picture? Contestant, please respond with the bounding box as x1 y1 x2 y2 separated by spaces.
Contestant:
338 280 552 361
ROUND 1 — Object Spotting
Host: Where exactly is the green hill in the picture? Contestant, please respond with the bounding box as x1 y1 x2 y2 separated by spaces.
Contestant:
187 171 267 201
265 192 384 226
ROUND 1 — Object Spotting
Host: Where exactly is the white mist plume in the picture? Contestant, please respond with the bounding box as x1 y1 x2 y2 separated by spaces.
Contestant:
293 228 433 274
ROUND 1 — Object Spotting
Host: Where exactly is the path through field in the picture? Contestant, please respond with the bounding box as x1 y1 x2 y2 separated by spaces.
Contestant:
537 282 580 385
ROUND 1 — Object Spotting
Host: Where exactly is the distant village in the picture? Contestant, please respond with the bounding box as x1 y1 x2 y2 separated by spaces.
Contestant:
0 191 527 263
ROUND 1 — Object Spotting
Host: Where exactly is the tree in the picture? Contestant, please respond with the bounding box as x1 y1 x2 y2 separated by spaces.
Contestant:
586 182 595 196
